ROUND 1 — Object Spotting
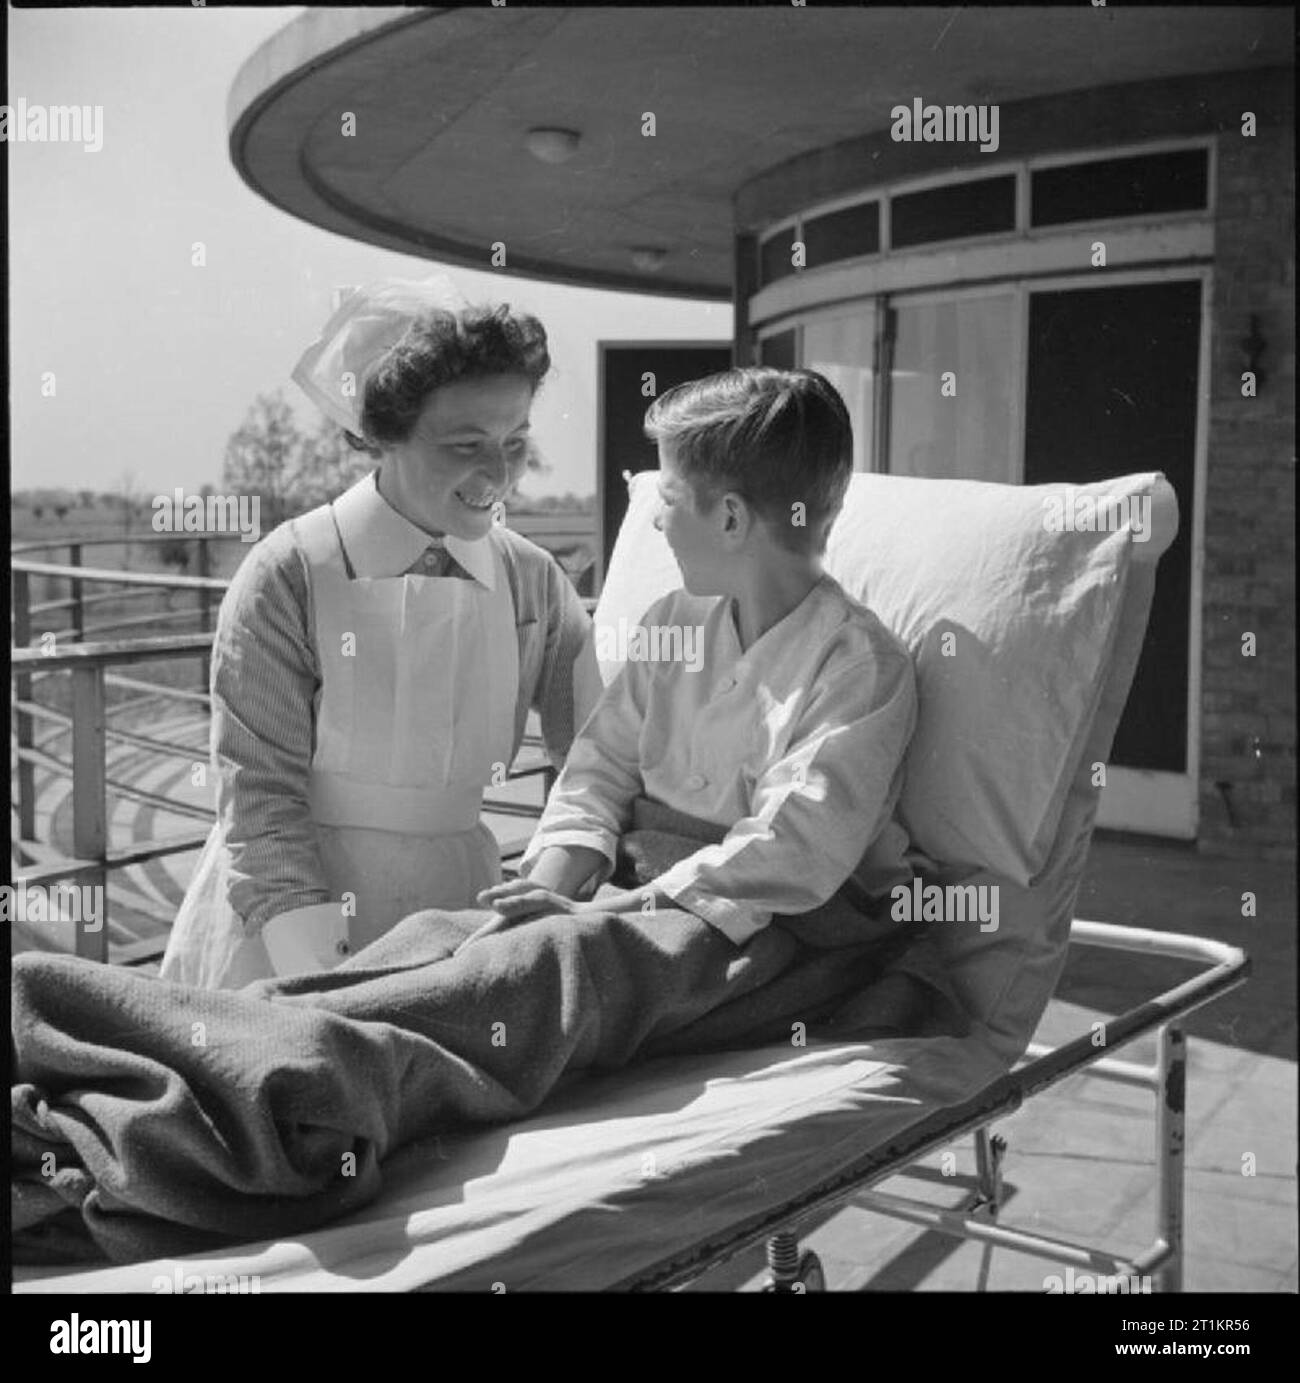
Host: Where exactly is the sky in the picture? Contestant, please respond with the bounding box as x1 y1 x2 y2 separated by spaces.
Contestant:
8 6 732 500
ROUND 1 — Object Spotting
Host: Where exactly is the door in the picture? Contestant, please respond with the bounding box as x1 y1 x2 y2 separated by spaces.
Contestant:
598 342 733 586
1024 279 1202 836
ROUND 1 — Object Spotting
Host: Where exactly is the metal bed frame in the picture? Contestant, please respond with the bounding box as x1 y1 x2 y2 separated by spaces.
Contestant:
618 920 1250 1292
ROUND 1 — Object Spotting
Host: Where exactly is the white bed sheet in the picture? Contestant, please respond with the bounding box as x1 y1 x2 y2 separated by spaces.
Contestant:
16 1035 1008 1293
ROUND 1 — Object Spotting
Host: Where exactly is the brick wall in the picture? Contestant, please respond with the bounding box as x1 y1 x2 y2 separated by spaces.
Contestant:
1201 107 1296 859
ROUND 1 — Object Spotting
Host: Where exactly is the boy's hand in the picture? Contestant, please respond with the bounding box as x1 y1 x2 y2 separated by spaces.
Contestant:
475 878 585 922
455 880 590 955
457 881 675 955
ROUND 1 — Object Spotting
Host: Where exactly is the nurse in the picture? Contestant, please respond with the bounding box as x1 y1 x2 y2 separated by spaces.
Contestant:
160 275 601 988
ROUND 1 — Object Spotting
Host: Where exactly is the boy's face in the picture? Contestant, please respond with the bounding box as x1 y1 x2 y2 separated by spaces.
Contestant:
654 441 729 595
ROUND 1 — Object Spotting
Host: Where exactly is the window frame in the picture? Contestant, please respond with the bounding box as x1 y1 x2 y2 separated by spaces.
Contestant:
752 136 1216 286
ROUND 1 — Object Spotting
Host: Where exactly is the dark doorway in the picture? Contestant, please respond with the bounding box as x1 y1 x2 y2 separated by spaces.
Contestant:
1024 280 1201 774
598 342 732 583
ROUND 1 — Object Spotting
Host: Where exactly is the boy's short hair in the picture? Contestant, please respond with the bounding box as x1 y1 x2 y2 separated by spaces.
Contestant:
643 367 853 554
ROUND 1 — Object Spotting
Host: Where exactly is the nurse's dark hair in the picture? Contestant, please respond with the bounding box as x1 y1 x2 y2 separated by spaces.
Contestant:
343 303 550 454
643 367 853 555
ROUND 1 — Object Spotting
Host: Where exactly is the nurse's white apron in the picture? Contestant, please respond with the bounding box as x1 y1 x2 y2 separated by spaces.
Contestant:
160 498 518 989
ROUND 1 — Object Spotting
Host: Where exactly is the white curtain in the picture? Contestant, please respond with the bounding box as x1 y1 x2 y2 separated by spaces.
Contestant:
802 307 877 473
889 292 1017 483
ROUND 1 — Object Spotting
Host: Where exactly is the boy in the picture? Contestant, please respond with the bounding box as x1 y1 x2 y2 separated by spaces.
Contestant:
480 366 917 948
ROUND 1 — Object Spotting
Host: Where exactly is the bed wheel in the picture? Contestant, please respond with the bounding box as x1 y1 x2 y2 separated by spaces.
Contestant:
794 1251 826 1292
763 1233 827 1292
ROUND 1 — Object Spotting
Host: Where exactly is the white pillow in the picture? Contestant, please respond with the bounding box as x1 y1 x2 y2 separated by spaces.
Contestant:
594 470 1175 885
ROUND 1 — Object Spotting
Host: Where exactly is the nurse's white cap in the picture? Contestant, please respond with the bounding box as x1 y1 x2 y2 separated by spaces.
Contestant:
291 274 470 437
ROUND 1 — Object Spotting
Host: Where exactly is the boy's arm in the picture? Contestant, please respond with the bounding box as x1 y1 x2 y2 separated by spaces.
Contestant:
636 650 917 944
515 657 649 894
525 843 609 897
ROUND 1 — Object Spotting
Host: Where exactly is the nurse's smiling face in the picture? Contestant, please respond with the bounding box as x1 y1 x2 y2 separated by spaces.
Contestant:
376 374 534 540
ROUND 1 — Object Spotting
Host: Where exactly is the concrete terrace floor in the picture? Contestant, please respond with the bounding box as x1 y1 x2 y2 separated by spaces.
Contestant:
687 834 1298 1293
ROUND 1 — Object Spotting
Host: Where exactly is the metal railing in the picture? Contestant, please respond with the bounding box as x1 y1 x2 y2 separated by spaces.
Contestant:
11 634 219 965
11 536 231 949
11 530 236 645
11 534 584 966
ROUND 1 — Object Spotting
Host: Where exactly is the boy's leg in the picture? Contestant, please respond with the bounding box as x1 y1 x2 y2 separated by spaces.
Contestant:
11 905 902 1263
259 902 932 1103
19 908 768 1261
258 907 807 1133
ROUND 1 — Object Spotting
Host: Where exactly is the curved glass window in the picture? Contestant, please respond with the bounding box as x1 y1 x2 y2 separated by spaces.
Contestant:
803 201 880 269
1031 148 1208 227
890 175 1016 249
759 230 799 288
754 140 1210 286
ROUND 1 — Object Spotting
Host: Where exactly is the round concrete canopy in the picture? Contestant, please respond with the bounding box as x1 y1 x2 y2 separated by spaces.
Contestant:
229 5 1291 301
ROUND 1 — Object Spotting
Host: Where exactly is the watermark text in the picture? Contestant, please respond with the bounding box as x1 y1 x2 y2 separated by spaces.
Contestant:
1 99 102 152
891 878 999 932
152 489 261 543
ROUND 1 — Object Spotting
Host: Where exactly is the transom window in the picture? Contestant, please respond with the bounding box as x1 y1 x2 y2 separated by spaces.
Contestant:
755 141 1211 288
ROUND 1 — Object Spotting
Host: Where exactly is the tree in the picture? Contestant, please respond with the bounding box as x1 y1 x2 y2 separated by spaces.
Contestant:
158 537 190 571
116 470 142 537
506 440 562 511
221 392 301 528
514 438 550 499
288 413 374 513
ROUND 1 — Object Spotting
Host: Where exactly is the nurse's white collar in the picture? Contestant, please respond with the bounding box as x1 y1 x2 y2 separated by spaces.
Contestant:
331 472 496 589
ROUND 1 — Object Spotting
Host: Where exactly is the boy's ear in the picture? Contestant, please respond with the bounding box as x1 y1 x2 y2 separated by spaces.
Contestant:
720 491 750 536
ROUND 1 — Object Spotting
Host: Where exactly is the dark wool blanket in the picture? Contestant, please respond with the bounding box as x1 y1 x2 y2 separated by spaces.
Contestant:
13 806 966 1266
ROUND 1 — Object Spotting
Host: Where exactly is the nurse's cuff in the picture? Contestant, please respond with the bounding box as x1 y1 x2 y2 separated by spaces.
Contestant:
261 902 352 976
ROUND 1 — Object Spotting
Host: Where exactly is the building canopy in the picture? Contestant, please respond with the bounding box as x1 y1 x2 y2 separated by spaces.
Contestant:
229 5 1290 299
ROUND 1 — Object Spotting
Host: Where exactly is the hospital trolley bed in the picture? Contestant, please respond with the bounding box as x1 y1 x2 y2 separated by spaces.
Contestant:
15 468 1248 1293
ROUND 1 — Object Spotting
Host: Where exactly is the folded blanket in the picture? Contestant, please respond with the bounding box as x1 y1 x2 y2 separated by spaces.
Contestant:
13 807 967 1266
614 797 968 1048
